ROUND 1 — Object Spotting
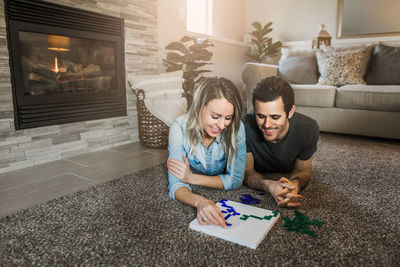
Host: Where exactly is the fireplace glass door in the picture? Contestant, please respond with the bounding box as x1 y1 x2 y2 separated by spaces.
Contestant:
5 0 126 129
20 32 117 96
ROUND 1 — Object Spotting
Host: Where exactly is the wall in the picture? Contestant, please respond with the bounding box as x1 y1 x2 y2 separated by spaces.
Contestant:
244 0 400 47
213 0 245 42
0 0 159 173
245 0 337 42
157 0 248 90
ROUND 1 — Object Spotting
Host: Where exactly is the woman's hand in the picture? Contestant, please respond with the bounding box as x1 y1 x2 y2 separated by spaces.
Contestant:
167 155 193 184
196 198 226 228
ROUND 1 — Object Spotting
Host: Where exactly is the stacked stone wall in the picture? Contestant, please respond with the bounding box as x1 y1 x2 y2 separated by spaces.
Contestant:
0 0 158 173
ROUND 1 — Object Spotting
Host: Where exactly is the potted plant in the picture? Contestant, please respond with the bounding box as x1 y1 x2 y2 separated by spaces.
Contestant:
246 21 282 63
163 36 214 108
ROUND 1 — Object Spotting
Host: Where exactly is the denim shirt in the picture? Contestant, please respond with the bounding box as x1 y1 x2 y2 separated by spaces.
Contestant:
168 114 246 200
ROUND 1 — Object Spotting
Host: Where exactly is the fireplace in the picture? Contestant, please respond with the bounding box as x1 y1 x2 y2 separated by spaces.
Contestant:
5 0 126 129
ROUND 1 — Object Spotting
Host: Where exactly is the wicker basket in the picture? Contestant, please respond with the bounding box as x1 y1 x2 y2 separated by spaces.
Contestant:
134 88 169 149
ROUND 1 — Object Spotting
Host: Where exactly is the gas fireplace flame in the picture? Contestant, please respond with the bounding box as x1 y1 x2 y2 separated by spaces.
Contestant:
51 56 59 73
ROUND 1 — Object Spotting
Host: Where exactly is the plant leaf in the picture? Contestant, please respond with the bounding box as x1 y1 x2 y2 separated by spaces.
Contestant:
188 50 213 61
262 28 273 36
247 21 282 60
166 52 185 63
165 42 188 54
180 35 194 42
165 64 183 72
250 45 260 55
185 62 210 72
252 21 262 31
262 22 273 32
189 42 213 51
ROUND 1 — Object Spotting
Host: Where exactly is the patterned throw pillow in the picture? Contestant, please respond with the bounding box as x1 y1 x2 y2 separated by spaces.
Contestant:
316 49 367 86
322 44 375 78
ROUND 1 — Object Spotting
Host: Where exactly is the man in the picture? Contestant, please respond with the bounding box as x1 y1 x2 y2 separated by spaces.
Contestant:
242 76 319 207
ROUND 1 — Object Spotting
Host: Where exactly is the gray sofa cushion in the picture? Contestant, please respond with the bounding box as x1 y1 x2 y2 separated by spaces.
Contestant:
278 56 318 84
366 44 400 85
292 84 337 108
336 85 400 112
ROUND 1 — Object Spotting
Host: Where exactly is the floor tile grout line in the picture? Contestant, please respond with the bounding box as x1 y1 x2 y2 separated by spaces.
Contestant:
107 149 131 155
70 151 163 168
0 172 76 193
63 150 145 168
62 158 90 168
146 150 168 155
66 172 99 184
107 149 145 156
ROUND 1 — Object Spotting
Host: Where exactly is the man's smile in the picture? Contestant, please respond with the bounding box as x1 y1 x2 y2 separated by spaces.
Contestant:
263 128 278 135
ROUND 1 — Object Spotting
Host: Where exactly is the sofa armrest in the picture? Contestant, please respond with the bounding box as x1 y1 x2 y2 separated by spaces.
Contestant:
241 63 279 111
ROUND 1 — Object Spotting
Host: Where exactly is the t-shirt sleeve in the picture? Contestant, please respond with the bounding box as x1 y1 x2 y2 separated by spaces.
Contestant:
298 120 320 160
242 114 254 154
245 136 251 153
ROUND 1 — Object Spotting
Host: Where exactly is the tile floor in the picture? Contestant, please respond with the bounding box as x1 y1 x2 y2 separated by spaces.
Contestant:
0 141 168 218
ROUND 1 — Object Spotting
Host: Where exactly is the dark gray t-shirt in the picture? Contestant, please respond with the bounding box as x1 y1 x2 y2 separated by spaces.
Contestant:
242 112 319 173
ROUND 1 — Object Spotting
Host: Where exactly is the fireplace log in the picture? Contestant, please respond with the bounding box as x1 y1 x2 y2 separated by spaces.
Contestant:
62 59 83 73
22 56 59 80
56 64 101 81
27 72 55 83
74 64 83 73
27 72 59 95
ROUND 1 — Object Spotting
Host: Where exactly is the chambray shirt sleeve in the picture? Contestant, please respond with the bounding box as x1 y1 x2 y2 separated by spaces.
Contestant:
167 119 191 200
218 122 246 190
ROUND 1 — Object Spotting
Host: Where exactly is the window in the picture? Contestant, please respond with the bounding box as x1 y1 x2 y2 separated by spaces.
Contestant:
186 0 245 44
186 0 213 35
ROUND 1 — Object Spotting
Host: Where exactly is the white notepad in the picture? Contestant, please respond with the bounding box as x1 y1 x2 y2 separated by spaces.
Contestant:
189 199 280 249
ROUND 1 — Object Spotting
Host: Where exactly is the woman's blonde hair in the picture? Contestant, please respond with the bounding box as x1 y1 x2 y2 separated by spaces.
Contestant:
186 77 243 171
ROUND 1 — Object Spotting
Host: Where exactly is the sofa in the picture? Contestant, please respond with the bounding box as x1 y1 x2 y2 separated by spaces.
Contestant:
241 43 400 139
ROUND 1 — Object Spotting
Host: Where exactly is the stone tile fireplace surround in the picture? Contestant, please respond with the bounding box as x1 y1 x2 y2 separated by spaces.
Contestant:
0 0 159 173
6 0 128 129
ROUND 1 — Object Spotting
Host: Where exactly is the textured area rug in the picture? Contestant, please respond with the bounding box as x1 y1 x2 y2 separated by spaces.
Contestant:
1 133 399 266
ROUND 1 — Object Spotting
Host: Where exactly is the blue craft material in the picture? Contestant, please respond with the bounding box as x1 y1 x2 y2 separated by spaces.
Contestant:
239 194 261 205
219 199 240 216
218 199 241 226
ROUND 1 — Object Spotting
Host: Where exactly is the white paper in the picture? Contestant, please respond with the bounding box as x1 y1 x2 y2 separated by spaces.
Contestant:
189 199 280 249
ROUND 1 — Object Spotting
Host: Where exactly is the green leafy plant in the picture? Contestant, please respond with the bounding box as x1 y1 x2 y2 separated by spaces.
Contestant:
163 36 214 108
246 21 282 63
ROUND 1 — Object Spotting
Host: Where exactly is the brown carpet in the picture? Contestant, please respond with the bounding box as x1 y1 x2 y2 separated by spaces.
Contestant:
0 133 399 266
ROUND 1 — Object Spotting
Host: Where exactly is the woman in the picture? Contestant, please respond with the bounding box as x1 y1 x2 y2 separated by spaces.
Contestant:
167 77 246 228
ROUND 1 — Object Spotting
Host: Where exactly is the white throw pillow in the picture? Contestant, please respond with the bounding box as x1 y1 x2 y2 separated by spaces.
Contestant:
144 97 187 127
127 71 187 126
127 71 184 99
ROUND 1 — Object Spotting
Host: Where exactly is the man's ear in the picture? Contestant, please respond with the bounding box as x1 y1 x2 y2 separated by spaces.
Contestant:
288 105 296 119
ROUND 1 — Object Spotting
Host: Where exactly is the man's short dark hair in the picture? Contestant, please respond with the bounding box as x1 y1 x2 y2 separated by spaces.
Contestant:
252 76 294 117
